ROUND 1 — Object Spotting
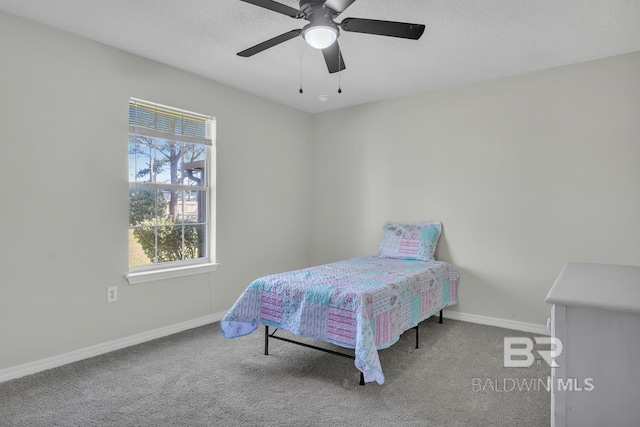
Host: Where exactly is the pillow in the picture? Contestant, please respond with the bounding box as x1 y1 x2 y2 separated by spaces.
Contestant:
378 221 442 261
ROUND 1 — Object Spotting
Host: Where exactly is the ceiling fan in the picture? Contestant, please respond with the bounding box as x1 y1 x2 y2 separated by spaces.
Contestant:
237 0 426 73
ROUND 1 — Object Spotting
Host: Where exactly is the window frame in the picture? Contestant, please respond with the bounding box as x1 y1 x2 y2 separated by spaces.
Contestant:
126 98 217 285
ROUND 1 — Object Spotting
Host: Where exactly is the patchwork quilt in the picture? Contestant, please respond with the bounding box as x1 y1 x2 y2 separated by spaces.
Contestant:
221 256 459 384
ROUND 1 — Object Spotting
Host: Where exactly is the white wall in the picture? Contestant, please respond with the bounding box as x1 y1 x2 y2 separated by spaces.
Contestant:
311 52 640 325
0 11 313 370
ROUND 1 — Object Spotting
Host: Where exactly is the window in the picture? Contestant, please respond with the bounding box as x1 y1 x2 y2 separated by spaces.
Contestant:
127 98 216 284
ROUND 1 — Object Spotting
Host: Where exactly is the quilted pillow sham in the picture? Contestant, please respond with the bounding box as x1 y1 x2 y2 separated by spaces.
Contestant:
379 221 442 261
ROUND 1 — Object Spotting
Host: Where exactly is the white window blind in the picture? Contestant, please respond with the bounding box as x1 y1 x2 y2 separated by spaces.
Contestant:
129 98 215 146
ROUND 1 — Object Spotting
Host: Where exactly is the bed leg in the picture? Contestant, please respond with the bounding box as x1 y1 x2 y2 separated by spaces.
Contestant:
415 323 420 349
359 372 365 386
264 325 269 355
439 310 443 324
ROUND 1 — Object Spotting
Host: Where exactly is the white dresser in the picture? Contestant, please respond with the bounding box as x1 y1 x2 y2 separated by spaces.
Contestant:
545 262 640 427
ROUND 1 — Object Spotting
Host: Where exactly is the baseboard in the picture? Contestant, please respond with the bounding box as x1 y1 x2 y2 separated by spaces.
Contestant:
443 310 549 335
0 310 545 384
0 311 227 384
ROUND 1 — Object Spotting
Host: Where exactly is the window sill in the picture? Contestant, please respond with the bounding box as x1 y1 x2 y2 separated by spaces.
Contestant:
126 262 219 285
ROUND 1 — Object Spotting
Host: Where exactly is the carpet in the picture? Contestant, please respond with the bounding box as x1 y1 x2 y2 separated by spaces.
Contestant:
0 318 550 426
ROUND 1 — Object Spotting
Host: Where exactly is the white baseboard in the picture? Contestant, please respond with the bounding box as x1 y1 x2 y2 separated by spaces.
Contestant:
443 310 549 335
0 311 227 384
1 310 545 384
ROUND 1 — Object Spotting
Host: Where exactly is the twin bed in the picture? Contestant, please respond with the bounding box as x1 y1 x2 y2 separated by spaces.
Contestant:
221 222 459 385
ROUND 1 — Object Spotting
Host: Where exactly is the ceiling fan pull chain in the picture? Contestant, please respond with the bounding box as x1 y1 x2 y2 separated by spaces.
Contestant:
338 68 342 94
299 50 304 94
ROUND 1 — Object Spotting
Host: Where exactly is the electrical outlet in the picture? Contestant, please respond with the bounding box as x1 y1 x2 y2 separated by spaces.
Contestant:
107 286 118 303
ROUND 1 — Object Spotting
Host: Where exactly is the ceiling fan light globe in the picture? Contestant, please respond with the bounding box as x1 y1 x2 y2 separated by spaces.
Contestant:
303 26 338 49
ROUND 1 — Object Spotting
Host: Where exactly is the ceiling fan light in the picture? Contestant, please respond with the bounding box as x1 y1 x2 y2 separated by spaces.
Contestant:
303 26 338 49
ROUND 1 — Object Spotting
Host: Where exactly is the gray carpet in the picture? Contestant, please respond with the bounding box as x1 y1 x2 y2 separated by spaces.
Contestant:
0 318 550 426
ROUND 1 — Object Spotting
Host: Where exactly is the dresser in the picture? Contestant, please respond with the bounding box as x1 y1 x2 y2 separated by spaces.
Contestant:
545 262 640 427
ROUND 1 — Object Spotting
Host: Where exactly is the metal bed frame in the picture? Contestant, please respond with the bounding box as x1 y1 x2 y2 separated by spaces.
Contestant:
264 309 444 385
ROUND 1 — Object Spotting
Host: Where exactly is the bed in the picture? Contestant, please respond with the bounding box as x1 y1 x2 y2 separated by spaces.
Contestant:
221 222 459 384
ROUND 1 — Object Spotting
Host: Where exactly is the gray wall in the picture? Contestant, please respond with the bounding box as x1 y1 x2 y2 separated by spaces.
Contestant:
0 11 313 370
311 52 640 325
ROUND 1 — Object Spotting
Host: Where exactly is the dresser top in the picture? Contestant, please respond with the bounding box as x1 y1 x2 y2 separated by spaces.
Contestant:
545 262 640 314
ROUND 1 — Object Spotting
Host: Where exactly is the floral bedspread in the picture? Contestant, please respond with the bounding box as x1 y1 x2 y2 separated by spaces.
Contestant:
220 256 459 384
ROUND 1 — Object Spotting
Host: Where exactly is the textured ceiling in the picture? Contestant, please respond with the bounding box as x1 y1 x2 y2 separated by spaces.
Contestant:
0 0 639 113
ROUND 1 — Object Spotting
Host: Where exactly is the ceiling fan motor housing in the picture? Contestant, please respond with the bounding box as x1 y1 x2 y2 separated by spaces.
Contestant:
301 2 339 31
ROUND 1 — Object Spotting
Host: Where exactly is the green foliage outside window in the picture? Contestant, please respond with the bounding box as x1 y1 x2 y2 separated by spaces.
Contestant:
129 188 166 226
132 217 203 263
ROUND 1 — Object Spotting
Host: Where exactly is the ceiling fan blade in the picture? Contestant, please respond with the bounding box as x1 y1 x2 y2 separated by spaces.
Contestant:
340 18 425 40
237 29 302 57
239 0 303 18
324 0 357 14
322 41 346 74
